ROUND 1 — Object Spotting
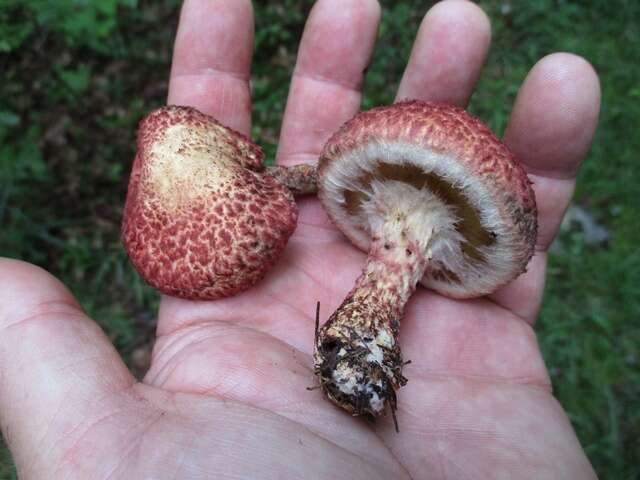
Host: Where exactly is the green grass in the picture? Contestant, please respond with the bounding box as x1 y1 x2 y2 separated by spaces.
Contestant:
1 0 639 478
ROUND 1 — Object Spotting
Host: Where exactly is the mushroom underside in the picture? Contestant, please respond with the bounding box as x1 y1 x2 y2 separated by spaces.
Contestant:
320 140 531 298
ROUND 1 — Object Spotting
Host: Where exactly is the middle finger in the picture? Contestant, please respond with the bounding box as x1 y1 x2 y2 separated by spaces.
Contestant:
276 0 381 167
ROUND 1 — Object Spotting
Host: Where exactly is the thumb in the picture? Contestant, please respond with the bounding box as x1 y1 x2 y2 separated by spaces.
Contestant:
0 258 134 473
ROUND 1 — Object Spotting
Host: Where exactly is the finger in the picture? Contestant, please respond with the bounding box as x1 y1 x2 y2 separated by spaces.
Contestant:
168 0 254 135
395 0 491 105
506 53 600 250
276 0 381 166
0 259 134 469
489 252 547 324
490 53 601 321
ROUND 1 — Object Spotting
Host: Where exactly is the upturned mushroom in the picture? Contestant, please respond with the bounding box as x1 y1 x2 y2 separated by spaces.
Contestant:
314 100 537 426
122 106 317 300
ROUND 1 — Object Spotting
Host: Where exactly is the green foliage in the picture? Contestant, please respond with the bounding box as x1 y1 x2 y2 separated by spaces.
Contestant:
0 444 16 480
251 1 311 163
0 0 638 478
2 0 138 51
542 230 640 476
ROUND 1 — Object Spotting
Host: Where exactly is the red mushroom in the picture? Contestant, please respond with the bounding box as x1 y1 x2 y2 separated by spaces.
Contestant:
122 106 317 300
314 100 537 427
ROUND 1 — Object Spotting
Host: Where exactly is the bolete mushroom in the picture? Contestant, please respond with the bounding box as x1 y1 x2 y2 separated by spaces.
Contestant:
122 106 317 300
314 100 537 427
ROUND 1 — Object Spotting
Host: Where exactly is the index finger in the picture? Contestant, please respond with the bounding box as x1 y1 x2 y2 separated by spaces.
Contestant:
168 0 254 135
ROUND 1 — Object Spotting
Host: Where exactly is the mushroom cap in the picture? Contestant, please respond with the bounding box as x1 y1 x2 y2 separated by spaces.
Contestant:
318 101 537 298
122 106 297 300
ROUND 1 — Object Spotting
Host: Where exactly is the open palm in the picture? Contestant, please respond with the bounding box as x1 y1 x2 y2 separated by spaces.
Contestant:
0 1 600 478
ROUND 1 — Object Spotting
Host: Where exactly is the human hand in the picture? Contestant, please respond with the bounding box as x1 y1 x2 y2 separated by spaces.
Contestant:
0 0 600 478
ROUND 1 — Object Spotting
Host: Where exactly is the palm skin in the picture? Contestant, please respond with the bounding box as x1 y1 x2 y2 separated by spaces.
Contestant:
0 0 600 479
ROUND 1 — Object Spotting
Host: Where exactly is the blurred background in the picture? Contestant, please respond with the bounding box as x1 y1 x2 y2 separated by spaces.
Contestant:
0 0 638 477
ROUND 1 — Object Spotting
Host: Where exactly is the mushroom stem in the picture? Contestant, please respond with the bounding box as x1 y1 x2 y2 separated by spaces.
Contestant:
266 164 318 196
314 215 433 422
